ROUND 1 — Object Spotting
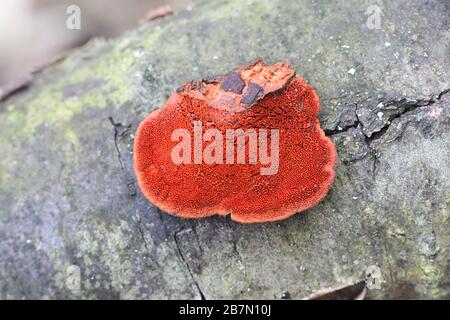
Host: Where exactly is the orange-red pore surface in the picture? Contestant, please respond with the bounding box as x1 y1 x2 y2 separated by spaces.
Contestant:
134 59 336 223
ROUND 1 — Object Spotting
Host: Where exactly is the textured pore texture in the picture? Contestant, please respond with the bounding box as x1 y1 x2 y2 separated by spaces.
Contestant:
134 60 336 223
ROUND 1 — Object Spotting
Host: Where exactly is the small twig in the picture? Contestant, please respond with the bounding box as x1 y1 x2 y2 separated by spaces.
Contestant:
142 5 173 22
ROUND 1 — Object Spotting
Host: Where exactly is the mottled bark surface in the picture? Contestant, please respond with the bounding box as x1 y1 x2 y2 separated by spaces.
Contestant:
0 0 449 299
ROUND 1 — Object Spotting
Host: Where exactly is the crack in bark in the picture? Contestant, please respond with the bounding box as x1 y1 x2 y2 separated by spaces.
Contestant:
323 119 359 136
352 105 380 179
364 89 448 179
109 117 136 197
364 89 449 143
109 116 125 169
325 89 449 139
174 228 206 300
324 104 359 136
225 219 246 270
328 89 449 179
156 208 171 239
136 212 151 255
189 222 204 255
437 88 450 100
366 102 428 142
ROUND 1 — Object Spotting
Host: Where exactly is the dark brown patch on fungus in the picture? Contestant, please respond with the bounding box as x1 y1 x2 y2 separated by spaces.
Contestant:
174 59 296 112
241 82 264 107
220 71 245 94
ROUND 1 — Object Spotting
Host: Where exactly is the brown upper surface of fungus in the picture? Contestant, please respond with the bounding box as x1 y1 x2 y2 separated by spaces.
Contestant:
134 59 336 223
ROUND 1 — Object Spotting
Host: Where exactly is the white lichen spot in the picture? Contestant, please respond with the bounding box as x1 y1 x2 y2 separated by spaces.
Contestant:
133 50 145 58
414 215 426 226
377 111 384 120
426 106 443 119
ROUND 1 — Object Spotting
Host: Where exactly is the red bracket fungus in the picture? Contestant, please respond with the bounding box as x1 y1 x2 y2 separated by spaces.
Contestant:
134 58 336 223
